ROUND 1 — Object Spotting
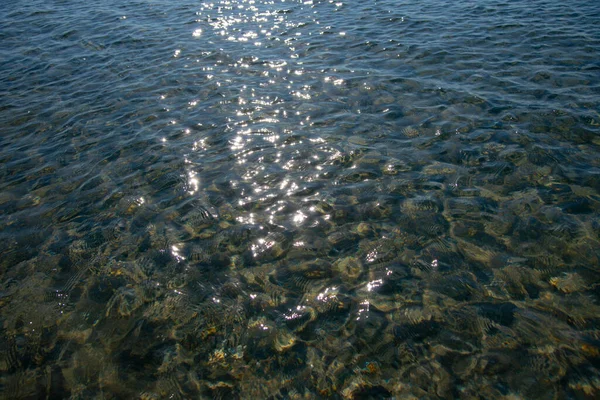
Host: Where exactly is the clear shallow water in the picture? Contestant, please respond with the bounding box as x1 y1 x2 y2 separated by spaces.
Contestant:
1 0 600 397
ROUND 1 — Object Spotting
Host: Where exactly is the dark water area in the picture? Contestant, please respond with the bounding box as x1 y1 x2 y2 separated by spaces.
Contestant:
1 0 600 398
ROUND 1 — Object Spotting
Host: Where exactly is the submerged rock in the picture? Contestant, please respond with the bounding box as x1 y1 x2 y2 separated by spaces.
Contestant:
333 257 363 284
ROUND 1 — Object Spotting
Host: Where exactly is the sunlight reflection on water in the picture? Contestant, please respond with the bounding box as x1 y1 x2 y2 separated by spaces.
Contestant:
1 0 600 398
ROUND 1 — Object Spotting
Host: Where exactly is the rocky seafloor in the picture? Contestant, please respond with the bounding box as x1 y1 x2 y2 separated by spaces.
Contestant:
2 0 600 398
2 121 600 398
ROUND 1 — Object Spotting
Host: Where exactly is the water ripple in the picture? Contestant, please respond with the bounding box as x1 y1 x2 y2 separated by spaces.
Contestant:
1 0 600 398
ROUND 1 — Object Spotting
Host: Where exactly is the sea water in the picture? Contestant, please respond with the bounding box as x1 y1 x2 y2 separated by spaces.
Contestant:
1 0 600 398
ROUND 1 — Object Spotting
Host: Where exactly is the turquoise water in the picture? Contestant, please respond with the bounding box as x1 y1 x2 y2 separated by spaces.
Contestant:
1 0 600 398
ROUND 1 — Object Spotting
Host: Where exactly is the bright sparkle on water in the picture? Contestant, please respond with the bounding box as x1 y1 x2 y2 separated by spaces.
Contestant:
1 0 600 397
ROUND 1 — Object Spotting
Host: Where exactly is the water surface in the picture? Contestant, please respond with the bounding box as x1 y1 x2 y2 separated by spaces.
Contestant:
1 0 600 398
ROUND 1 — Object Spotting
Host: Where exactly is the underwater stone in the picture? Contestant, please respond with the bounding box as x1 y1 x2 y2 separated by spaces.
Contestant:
333 257 363 283
273 329 297 352
289 258 332 279
356 222 374 237
348 135 369 146
549 272 587 293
